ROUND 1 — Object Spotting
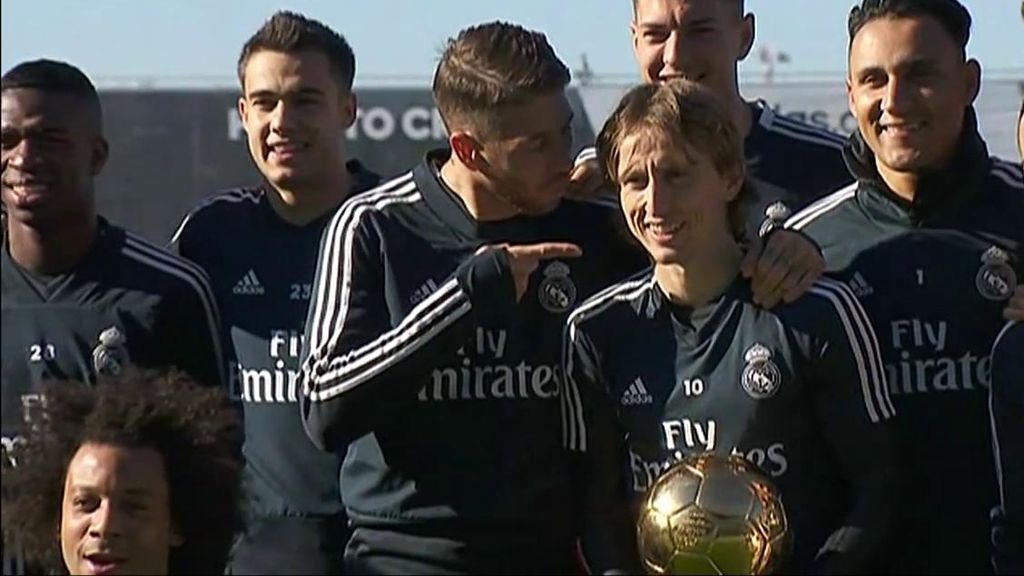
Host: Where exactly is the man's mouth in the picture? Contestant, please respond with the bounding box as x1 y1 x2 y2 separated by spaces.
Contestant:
644 220 685 243
83 552 128 575
880 122 925 137
659 73 705 84
267 141 309 161
2 180 52 205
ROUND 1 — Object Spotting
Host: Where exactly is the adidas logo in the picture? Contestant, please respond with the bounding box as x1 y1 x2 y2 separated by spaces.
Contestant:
621 377 654 406
410 279 439 306
848 272 874 297
233 269 265 296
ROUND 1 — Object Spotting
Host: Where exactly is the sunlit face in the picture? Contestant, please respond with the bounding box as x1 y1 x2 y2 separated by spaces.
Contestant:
616 131 740 266
60 442 181 576
238 50 356 192
1 88 106 228
472 90 575 215
847 16 978 174
631 0 752 100
1017 109 1023 169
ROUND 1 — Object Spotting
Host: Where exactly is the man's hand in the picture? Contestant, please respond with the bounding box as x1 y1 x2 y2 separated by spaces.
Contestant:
567 157 609 201
479 243 583 301
1004 285 1024 321
741 230 824 308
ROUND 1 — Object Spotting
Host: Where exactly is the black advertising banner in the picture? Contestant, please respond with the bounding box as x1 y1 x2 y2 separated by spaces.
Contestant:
96 88 597 242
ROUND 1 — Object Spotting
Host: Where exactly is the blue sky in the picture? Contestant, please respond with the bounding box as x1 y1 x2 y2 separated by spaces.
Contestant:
2 0 1022 87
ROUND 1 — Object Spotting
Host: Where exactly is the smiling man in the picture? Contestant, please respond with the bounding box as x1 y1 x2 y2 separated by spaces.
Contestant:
784 1 1024 573
1 59 224 575
627 0 852 216
574 0 851 310
170 12 380 575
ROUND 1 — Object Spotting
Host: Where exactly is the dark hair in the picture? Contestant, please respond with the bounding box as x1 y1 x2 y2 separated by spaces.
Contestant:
597 79 752 242
1 369 243 575
1 59 102 124
238 10 356 91
848 0 972 56
432 21 570 137
631 0 744 18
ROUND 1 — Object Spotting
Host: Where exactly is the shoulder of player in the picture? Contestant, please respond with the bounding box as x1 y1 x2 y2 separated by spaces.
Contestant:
992 320 1022 356
117 230 218 308
985 159 1024 221
170 187 263 243
783 181 860 232
346 158 383 194
567 270 655 334
773 275 875 339
325 171 424 237
0 262 29 303
964 161 1024 242
757 106 847 153
989 157 1023 191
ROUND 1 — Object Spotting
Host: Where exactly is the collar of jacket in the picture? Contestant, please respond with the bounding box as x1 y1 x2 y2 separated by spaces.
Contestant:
346 158 382 194
842 107 992 227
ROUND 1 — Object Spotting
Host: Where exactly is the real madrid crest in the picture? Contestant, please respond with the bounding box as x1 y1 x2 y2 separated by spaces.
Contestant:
538 261 577 313
92 326 128 376
741 343 781 400
975 246 1016 302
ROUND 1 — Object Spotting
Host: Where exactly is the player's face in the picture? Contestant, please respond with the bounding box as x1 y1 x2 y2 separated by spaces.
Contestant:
239 50 356 192
477 90 574 215
616 131 740 266
631 0 751 100
1 88 106 228
847 16 978 174
1017 110 1023 169
60 442 181 576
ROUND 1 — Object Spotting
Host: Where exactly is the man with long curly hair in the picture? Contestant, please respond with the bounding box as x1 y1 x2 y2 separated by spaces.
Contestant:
1 369 243 575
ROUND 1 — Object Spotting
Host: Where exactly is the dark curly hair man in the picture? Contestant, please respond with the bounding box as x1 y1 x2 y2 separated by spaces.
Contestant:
1 369 243 575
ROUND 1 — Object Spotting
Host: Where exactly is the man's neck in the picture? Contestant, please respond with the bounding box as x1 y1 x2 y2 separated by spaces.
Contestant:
731 94 754 141
266 168 353 226
654 237 743 308
7 214 98 275
439 158 519 222
876 162 920 202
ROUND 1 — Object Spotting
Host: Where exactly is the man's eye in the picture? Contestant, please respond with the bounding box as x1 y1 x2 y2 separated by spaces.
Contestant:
73 496 98 511
622 175 646 188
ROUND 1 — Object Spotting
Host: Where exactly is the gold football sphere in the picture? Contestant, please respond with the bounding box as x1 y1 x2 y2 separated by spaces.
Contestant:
637 453 791 575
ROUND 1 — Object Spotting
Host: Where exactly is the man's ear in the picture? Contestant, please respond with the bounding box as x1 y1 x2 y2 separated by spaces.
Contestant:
724 168 744 202
340 91 357 128
449 131 486 171
963 58 981 105
237 96 250 134
738 13 756 61
846 75 856 119
90 137 110 177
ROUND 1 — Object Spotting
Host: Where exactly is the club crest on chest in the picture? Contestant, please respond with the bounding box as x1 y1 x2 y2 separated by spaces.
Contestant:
975 245 1016 302
92 326 128 377
741 342 781 400
539 261 577 313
